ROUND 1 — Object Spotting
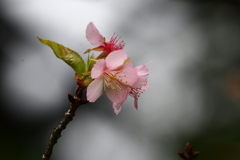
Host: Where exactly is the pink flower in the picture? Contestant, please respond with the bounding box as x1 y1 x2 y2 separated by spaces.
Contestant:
84 22 125 59
87 50 138 115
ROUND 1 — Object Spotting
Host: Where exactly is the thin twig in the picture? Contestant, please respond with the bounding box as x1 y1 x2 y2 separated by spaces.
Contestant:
177 142 200 160
42 84 88 160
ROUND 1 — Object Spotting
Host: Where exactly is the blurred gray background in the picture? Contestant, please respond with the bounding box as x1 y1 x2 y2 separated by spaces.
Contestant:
1 0 240 160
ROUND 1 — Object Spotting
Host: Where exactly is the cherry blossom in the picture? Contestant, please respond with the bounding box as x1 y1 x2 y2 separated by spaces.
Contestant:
87 50 138 114
84 22 125 59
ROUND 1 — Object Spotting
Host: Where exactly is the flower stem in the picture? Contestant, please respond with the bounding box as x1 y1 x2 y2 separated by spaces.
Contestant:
42 85 88 160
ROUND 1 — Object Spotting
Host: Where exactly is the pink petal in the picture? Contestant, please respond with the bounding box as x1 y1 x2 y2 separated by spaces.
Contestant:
87 78 104 102
112 103 122 115
134 98 138 110
105 50 128 70
91 59 105 79
135 65 149 76
140 81 150 92
116 65 138 86
105 87 129 104
86 22 105 46
132 65 149 88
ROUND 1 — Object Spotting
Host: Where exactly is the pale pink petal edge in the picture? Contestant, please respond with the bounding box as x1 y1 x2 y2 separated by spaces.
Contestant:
105 50 128 70
86 22 104 46
91 59 105 79
87 78 103 102
112 103 122 115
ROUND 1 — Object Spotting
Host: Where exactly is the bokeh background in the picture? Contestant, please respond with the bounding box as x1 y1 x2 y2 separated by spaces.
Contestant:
1 0 240 160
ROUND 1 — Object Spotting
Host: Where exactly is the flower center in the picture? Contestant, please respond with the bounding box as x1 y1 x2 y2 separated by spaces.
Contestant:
109 33 125 50
103 70 126 92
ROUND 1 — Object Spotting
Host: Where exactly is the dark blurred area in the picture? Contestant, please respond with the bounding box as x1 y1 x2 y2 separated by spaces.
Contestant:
176 0 240 159
0 2 57 159
0 1 41 159
2 0 240 160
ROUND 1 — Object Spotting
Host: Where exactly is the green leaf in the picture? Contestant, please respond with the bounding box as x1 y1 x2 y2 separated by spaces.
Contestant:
37 36 85 75
86 53 96 72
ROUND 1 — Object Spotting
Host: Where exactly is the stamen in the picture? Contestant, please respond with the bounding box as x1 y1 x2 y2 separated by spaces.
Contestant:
129 88 141 98
104 71 123 92
109 33 125 50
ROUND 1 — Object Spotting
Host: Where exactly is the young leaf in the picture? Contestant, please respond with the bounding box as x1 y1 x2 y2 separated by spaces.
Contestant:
37 36 85 75
86 53 96 72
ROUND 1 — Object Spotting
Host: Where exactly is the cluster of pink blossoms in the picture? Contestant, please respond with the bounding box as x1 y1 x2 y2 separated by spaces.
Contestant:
85 22 150 115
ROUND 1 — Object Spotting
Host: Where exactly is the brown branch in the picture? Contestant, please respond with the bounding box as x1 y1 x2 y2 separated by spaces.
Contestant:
42 84 88 160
